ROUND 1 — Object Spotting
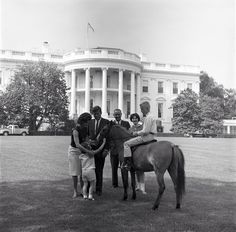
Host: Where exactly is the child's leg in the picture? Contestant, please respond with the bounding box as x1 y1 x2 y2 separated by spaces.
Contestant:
83 181 88 199
72 176 78 198
88 180 95 200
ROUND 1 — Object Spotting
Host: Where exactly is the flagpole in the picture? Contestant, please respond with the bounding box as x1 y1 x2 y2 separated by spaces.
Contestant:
87 24 89 49
87 23 95 50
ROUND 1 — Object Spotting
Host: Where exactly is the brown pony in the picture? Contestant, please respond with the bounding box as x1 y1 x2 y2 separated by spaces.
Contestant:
99 121 185 210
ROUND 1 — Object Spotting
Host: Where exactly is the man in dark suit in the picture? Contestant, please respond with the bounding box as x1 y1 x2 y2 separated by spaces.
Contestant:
88 106 109 196
110 109 130 188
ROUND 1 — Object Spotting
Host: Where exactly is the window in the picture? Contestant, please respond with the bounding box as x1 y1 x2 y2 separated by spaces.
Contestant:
173 82 178 94
90 75 93 88
158 103 163 118
142 80 148 93
107 100 110 116
187 83 192 90
230 126 236 135
223 126 227 134
107 75 111 88
127 101 130 118
90 99 93 113
158 81 163 93
75 100 77 114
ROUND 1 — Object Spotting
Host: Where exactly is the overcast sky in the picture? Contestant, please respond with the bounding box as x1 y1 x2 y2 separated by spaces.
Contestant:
1 0 235 89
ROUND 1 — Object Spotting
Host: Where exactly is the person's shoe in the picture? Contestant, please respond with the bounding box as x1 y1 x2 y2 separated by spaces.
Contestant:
88 195 95 201
83 195 88 200
113 185 118 188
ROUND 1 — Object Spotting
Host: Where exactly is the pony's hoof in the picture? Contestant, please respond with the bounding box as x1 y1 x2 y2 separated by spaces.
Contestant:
123 196 128 201
176 203 181 209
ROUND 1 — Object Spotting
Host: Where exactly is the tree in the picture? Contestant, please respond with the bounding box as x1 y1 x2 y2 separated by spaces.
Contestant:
199 94 224 133
0 61 69 131
200 71 224 99
171 89 201 134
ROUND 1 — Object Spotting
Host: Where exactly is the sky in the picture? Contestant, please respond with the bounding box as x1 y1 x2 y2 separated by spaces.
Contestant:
1 0 235 89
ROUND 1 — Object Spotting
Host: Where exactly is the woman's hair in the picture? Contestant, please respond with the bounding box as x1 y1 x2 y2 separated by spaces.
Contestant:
77 112 92 124
130 113 140 122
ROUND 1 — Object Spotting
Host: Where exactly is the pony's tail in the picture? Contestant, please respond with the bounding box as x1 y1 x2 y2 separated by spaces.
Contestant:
173 145 186 199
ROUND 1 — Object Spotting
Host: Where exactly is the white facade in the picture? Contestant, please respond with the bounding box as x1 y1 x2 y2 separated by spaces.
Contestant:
0 47 200 132
223 118 236 135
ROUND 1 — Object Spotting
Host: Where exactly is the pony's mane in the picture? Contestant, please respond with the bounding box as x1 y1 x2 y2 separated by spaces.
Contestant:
113 124 131 136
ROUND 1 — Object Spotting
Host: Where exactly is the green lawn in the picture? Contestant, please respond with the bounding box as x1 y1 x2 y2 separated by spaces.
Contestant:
0 136 236 232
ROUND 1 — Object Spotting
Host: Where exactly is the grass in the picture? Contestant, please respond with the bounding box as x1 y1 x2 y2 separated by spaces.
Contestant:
0 136 236 232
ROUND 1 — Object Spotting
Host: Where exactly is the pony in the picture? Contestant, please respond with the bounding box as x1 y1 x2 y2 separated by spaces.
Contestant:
99 121 185 210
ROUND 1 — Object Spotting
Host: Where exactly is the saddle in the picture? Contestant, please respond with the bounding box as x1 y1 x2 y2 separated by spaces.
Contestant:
131 139 157 153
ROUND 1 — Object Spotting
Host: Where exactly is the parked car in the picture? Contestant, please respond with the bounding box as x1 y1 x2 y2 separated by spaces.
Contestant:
0 125 29 136
187 132 217 138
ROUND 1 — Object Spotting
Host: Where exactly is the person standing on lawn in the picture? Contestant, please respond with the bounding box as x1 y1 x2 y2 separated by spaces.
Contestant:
88 106 110 196
110 109 130 188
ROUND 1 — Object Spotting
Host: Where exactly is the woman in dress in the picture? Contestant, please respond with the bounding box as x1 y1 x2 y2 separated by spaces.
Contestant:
68 112 103 198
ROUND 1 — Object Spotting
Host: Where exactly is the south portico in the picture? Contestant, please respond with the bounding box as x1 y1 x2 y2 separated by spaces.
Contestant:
64 66 141 119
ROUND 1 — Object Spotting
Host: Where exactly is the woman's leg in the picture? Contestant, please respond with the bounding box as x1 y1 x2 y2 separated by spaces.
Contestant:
72 176 78 198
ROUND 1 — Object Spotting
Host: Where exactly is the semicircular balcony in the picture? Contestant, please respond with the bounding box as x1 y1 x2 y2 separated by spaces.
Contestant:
63 47 142 67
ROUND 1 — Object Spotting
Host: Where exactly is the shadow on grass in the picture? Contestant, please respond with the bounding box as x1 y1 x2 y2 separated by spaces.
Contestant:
1 177 236 232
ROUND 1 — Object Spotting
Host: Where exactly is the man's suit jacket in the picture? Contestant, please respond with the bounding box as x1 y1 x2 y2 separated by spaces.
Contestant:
110 120 130 156
88 117 110 150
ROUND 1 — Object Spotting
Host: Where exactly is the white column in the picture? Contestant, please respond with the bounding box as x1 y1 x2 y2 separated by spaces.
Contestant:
71 69 76 117
136 73 141 114
130 71 135 114
85 68 90 112
227 125 230 134
118 69 123 112
102 68 108 117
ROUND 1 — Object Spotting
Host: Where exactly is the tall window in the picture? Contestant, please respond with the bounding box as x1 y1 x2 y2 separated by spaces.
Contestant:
223 126 227 134
90 99 93 113
75 100 77 114
230 126 236 135
187 83 192 90
90 75 93 88
158 103 163 118
158 81 163 93
173 82 178 94
107 100 110 116
127 101 130 118
142 80 148 93
107 75 111 88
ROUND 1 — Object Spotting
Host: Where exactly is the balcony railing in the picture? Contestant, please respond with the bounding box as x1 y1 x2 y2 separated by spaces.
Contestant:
64 48 141 64
0 49 63 63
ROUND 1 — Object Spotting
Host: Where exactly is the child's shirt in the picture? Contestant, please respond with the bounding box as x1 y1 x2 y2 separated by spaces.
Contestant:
79 153 95 171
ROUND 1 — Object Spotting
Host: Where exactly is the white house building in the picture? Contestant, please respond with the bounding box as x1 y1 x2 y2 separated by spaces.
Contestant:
0 44 200 132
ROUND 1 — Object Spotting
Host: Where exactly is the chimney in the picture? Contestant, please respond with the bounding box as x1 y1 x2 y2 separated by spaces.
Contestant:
42 41 49 54
139 53 147 62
